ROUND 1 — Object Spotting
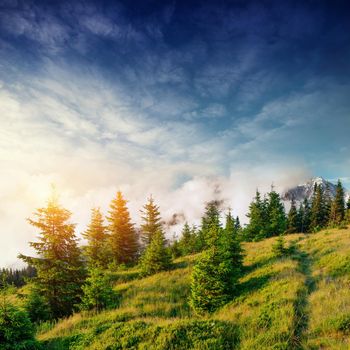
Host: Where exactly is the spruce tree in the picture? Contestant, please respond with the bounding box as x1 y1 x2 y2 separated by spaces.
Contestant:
300 198 311 233
222 210 244 270
245 190 267 241
107 191 139 265
310 184 326 231
19 195 86 318
329 180 346 227
286 198 298 234
324 183 333 225
189 225 240 314
140 196 162 246
80 267 116 311
198 200 221 249
266 188 286 237
140 230 171 276
83 207 109 268
235 216 241 232
179 222 196 255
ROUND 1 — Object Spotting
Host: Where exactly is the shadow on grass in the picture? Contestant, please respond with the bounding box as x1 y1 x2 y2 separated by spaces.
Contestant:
290 247 317 350
237 272 276 298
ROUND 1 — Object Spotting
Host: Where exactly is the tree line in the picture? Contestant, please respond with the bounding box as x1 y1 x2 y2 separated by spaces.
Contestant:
243 180 350 241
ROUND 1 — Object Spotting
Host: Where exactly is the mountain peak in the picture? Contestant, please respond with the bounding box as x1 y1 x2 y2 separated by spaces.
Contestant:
283 177 349 202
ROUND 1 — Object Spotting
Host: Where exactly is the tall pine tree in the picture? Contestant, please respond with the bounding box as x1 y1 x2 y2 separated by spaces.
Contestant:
245 190 267 241
83 208 109 268
329 180 345 227
139 230 171 276
266 187 286 237
286 198 298 234
19 194 85 318
198 200 221 249
107 191 139 265
310 184 326 231
140 196 162 246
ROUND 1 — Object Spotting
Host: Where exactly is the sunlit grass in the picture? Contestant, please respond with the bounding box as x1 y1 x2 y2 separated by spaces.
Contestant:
36 229 350 349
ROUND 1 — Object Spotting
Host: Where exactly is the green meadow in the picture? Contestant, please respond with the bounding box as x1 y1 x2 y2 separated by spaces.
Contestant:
22 228 350 350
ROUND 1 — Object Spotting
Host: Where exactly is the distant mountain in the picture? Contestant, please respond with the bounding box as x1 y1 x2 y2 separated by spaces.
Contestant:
282 177 350 202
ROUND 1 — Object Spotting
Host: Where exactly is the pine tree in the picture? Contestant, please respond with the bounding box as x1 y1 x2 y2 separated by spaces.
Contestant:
245 190 267 241
189 225 240 314
83 207 109 268
300 198 311 233
140 230 171 276
222 210 244 270
324 183 333 225
178 222 196 255
286 198 298 234
80 267 116 311
329 180 346 227
266 188 286 237
224 209 235 235
198 200 221 249
107 192 139 265
18 195 86 318
310 184 326 231
140 196 162 246
235 216 241 232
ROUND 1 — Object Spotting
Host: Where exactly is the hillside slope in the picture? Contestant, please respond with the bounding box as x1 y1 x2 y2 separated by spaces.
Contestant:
37 228 350 350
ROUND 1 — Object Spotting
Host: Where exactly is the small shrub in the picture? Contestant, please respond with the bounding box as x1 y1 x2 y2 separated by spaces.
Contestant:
272 236 287 257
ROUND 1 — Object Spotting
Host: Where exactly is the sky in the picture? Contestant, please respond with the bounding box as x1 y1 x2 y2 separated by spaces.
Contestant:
1 0 350 267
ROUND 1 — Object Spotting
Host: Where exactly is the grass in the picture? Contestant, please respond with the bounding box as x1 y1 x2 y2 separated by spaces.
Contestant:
35 228 350 349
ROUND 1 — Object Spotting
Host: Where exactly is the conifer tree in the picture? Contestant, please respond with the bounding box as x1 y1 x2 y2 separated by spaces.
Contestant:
224 209 235 234
310 184 326 231
198 200 221 249
286 198 298 234
189 225 240 314
140 196 162 246
329 180 346 227
235 216 241 232
299 198 311 233
140 230 171 276
266 188 286 237
107 192 139 265
19 194 86 318
222 210 244 270
347 197 350 210
324 183 333 225
83 207 109 268
80 267 116 311
245 191 267 241
178 222 196 255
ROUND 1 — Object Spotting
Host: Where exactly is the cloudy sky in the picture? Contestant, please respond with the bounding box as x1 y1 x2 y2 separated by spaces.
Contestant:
1 0 350 266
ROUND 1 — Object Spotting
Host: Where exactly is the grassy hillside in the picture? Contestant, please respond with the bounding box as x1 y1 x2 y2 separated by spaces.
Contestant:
35 228 350 350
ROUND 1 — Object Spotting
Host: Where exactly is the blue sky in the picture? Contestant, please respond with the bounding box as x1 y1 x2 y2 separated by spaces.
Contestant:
0 0 350 265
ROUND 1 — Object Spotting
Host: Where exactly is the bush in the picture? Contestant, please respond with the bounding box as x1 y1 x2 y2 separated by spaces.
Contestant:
272 236 287 257
0 300 39 349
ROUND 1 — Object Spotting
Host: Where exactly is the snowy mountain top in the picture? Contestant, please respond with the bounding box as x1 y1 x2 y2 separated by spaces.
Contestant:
283 177 350 202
